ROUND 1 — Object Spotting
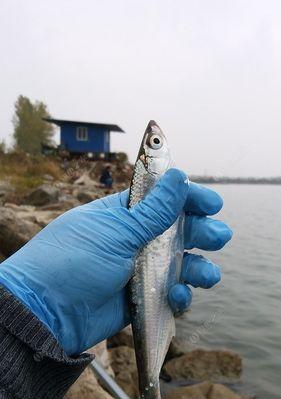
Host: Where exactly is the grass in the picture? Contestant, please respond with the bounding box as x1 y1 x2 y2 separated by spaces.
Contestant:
0 150 132 202
0 151 63 198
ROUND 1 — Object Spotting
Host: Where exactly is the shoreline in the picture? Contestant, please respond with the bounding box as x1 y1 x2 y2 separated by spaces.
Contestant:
191 177 281 185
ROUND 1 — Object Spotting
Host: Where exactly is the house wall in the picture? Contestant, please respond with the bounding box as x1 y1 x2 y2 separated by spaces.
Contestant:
60 123 110 153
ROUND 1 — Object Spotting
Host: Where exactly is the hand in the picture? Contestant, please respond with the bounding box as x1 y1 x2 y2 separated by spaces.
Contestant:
0 169 232 355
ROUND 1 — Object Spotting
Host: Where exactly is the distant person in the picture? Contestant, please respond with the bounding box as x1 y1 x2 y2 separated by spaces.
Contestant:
62 157 69 170
100 165 113 188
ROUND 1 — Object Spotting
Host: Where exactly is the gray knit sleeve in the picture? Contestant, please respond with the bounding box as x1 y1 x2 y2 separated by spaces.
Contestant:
0 286 94 399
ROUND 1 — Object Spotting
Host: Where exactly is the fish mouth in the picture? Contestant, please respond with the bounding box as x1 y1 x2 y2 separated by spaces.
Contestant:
137 120 166 172
145 120 160 134
143 120 165 146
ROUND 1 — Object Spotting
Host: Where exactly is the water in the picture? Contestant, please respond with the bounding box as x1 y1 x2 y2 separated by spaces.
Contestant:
176 184 281 399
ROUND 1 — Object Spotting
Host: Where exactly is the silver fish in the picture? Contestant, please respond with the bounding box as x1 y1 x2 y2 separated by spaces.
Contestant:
128 120 184 399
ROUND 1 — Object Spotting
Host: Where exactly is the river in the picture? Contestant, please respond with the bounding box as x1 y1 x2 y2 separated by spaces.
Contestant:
176 184 281 399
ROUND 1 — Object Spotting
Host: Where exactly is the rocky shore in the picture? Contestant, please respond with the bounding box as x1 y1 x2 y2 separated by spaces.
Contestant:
0 157 254 398
65 326 249 399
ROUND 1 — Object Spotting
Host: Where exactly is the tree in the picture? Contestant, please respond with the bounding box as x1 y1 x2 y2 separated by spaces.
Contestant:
0 139 6 154
13 95 55 154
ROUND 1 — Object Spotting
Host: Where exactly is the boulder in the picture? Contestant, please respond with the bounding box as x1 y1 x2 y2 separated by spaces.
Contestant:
0 252 6 263
3 204 62 228
0 207 40 256
208 383 248 399
74 173 98 186
4 203 36 212
77 190 99 204
42 174 54 182
0 181 14 198
164 381 248 399
165 337 188 361
64 367 114 399
55 181 74 191
3 203 62 228
24 210 62 227
108 326 134 349
0 181 15 204
25 184 59 206
164 381 211 399
40 198 79 212
163 349 242 383
109 345 139 399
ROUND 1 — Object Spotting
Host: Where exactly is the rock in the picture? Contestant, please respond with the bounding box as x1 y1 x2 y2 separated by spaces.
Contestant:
108 326 134 349
0 252 6 263
0 207 40 256
164 381 248 399
20 210 62 227
109 345 139 398
4 203 36 212
0 181 14 198
64 367 114 399
74 173 98 186
165 337 188 361
4 203 62 228
77 190 99 204
40 196 79 212
163 349 242 383
208 383 248 399
55 181 73 190
42 174 54 182
0 181 15 204
25 184 59 206
164 381 211 399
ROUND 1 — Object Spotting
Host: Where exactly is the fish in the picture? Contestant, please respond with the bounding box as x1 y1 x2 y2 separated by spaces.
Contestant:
128 120 185 399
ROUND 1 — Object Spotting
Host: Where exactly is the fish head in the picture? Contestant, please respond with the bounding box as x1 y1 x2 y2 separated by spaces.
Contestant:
138 120 173 176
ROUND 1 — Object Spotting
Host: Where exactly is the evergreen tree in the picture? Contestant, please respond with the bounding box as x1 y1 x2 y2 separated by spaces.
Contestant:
13 95 54 153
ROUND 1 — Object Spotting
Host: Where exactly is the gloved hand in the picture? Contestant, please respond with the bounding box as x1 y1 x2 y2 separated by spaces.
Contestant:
0 169 232 355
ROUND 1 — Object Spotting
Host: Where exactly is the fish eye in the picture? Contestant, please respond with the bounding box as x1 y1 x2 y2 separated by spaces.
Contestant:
149 134 163 149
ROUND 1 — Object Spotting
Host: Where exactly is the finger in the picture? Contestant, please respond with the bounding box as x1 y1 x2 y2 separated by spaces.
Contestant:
181 253 221 288
185 215 233 251
85 190 129 210
130 168 189 243
168 283 192 314
99 189 129 208
185 182 223 216
119 189 130 207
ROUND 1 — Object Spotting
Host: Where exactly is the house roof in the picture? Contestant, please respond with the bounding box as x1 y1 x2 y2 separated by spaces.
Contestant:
43 118 125 133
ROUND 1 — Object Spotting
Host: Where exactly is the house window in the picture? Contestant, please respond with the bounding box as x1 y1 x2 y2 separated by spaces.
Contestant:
76 126 88 141
105 132 109 144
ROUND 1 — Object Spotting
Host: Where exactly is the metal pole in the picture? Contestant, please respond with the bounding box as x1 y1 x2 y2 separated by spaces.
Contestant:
89 359 131 399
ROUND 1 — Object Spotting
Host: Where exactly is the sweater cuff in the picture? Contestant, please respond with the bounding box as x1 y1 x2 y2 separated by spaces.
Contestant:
0 285 94 399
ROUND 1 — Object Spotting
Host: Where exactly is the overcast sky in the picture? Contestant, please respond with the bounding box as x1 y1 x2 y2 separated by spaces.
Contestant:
1 0 281 177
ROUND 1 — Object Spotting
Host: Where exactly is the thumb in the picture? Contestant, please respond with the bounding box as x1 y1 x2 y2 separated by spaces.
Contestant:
130 168 189 244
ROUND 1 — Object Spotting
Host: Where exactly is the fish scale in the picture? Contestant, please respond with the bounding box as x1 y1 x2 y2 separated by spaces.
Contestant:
128 121 184 399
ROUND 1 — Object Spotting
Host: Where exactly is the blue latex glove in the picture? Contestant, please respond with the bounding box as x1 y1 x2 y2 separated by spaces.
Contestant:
0 169 232 355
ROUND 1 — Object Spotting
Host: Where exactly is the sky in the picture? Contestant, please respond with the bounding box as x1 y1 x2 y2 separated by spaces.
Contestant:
1 0 281 177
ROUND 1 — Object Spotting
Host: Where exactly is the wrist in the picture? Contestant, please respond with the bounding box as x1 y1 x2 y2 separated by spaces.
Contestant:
0 285 93 398
0 270 56 338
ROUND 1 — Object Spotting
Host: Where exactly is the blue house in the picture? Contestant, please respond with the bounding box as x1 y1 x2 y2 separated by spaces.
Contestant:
44 118 124 159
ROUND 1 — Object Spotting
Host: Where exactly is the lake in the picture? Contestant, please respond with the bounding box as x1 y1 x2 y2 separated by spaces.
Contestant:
176 184 281 399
